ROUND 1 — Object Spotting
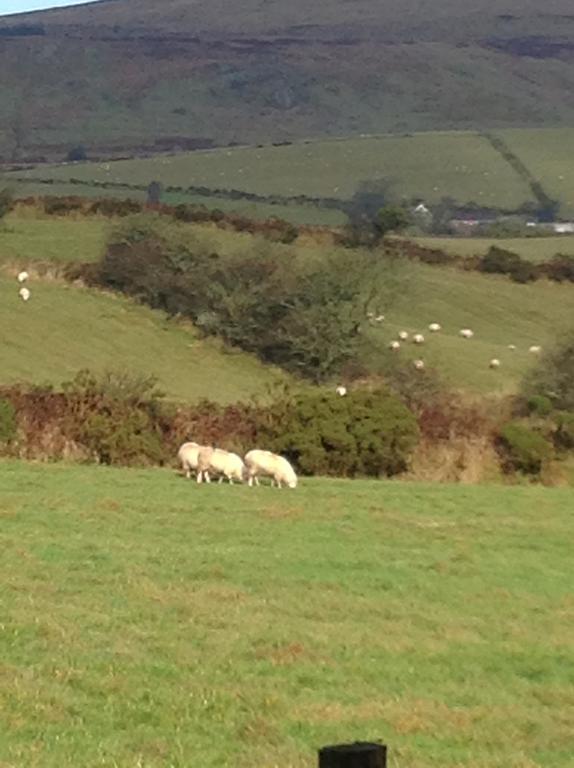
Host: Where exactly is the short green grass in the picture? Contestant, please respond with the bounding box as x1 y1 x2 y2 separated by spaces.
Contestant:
404 235 574 263
8 131 535 210
367 264 574 393
1 460 573 767
498 129 574 219
0 275 282 403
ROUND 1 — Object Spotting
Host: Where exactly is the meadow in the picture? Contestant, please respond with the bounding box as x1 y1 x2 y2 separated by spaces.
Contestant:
1 211 573 396
1 460 573 767
0 274 282 403
7 131 536 210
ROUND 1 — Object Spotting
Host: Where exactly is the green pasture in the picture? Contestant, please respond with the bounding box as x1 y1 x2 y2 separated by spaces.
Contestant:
1 460 573 767
366 264 574 394
7 131 535 209
406 235 574 263
0 275 281 403
498 129 574 218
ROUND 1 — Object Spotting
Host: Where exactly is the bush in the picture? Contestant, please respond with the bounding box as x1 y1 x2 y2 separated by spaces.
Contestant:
0 398 17 445
0 188 13 220
554 412 574 451
478 246 539 283
497 422 554 475
523 331 574 411
43 196 84 216
543 254 574 283
526 395 553 417
262 389 419 477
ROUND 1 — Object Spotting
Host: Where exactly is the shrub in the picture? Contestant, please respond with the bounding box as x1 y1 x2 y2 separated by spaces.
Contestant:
523 331 574 411
89 199 142 217
479 246 539 283
0 398 17 445
43 196 84 215
497 422 554 475
554 412 574 451
526 394 553 417
543 254 574 283
262 389 419 477
0 188 13 220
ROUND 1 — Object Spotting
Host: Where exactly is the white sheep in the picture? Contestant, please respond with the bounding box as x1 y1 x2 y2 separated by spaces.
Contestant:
398 331 409 341
335 385 347 397
17 271 29 283
428 323 441 332
390 340 401 351
177 441 202 479
459 328 474 339
197 447 246 484
413 333 425 344
244 449 298 489
529 345 542 354
375 314 385 323
414 359 425 370
489 359 501 369
508 344 517 351
19 287 31 302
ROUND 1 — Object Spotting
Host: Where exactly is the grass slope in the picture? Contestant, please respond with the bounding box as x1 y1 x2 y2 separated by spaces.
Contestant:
10 132 535 209
367 264 574 393
1 460 573 767
0 275 281 403
1 2 574 158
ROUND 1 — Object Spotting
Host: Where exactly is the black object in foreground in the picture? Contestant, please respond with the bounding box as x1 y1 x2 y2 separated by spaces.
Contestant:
319 742 387 768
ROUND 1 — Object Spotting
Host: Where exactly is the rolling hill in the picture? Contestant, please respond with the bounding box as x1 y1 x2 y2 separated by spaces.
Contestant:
1 210 573 396
0 0 574 161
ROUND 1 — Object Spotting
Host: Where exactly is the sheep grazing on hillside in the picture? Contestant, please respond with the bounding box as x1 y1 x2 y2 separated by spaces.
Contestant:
177 441 202 479
196 447 246 484
390 340 401 351
459 328 474 339
529 345 542 354
414 359 425 370
413 333 425 344
17 271 29 283
428 323 441 332
375 314 385 323
489 359 501 369
19 287 31 302
335 385 347 397
508 344 517 351
244 450 298 489
398 331 409 341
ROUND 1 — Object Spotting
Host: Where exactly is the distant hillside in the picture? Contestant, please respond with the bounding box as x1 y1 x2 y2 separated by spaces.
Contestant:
0 0 574 161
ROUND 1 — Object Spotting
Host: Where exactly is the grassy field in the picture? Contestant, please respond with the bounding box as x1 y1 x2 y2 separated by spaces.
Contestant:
0 274 282 403
366 263 574 394
406 235 574 263
1 460 573 767
499 129 574 219
1 211 573 395
8 132 535 210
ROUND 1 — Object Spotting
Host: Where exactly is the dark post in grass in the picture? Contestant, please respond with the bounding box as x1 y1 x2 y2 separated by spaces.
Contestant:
319 742 387 768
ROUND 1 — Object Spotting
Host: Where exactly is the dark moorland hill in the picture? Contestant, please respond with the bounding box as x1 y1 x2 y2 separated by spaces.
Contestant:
1 0 574 160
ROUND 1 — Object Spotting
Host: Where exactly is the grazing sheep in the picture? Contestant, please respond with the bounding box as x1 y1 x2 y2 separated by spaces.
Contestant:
414 359 425 370
429 323 441 332
413 333 425 344
459 328 474 339
390 340 401 351
529 345 542 354
375 314 385 323
18 287 31 302
17 271 29 283
366 312 375 319
508 344 517 351
398 331 409 341
489 358 501 369
244 449 298 489
335 385 347 397
197 447 246 484
177 441 202 479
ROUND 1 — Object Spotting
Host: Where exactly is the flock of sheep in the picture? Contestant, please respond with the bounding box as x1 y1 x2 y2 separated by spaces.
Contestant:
367 313 542 372
178 443 298 489
17 271 31 302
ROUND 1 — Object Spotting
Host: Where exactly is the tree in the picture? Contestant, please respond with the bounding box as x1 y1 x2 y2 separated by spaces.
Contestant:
522 330 574 411
146 181 163 207
374 206 411 240
66 145 88 162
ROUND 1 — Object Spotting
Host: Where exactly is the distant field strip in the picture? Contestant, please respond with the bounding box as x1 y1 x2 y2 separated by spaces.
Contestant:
407 235 574 263
8 131 536 209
